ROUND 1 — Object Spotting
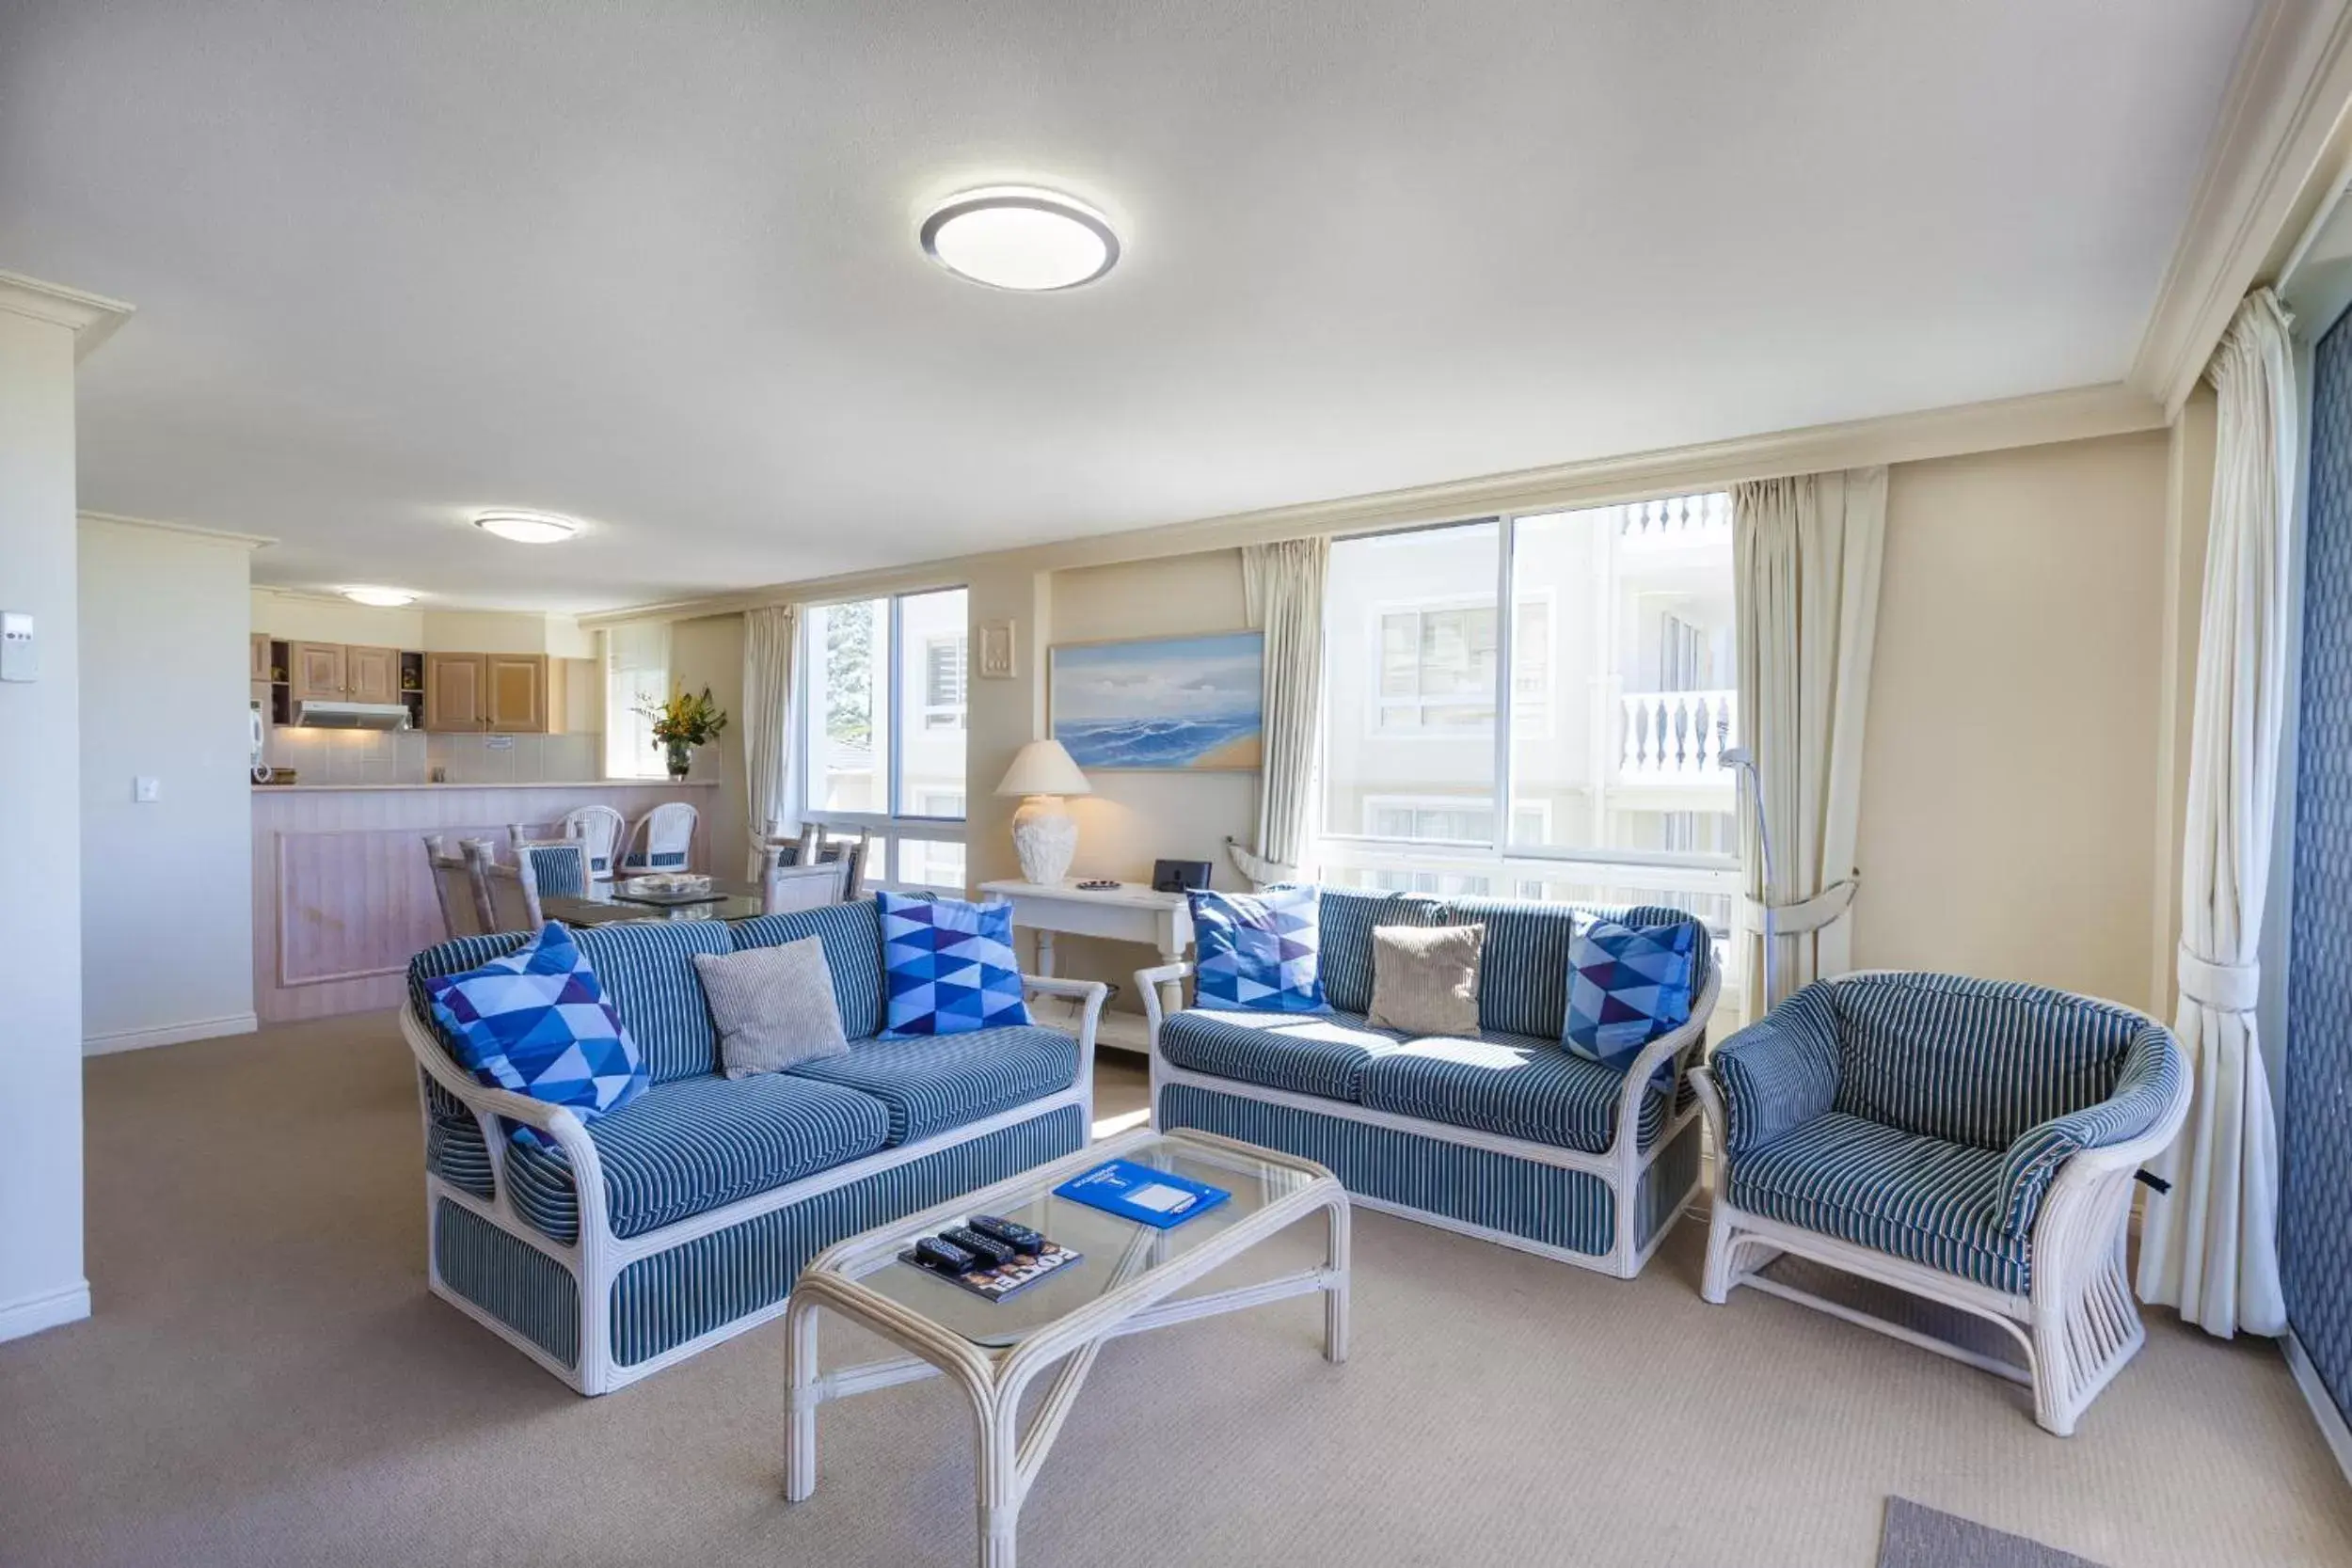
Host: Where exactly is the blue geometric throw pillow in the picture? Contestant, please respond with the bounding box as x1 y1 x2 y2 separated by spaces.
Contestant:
1563 917 1696 1070
422 921 648 1142
878 892 1032 1037
1189 886 1330 1014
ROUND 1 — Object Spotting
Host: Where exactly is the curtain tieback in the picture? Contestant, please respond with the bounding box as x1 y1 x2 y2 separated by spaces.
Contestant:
1744 878 1857 936
2176 943 2260 1012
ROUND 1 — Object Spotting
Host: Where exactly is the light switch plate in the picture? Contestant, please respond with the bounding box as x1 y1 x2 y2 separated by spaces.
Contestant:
135 777 161 803
0 612 34 682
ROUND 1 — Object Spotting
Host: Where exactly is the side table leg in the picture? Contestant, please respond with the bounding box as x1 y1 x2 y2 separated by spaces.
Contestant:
1324 1193 1352 1364
784 1295 820 1502
1034 929 1057 978
974 1389 1023 1568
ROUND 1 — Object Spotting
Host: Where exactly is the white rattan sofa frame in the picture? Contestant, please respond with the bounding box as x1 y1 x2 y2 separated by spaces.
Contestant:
1137 958 1722 1278
401 974 1106 1396
1688 984 2193 1437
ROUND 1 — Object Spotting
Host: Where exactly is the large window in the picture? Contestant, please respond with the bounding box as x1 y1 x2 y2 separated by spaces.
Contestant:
799 586 969 890
1321 493 1740 992
603 621 671 780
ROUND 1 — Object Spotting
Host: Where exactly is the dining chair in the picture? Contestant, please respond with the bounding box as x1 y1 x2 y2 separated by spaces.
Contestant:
561 804 629 881
463 838 550 931
758 847 852 915
422 834 492 938
618 800 698 875
512 839 590 900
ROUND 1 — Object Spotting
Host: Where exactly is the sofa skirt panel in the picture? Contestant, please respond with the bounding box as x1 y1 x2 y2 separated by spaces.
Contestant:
430 1102 1088 1377
1159 1081 1622 1257
1638 1116 1703 1249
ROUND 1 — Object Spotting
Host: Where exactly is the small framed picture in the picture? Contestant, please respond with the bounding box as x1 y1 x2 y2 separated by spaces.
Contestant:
977 619 1017 680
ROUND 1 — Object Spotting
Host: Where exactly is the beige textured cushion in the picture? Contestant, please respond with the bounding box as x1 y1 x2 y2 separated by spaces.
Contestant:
1367 923 1485 1038
691 937 850 1078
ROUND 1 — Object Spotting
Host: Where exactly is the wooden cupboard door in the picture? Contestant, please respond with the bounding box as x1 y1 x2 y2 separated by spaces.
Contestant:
422 654 486 731
249 633 273 683
485 655 548 733
291 641 347 701
345 645 401 705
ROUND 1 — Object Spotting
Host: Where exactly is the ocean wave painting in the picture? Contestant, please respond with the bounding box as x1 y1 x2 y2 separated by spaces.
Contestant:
1049 632 1263 771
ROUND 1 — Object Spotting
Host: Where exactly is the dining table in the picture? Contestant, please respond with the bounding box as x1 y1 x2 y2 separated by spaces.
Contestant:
541 878 769 927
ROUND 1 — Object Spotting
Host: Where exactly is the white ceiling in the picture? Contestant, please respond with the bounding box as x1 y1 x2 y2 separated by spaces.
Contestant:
0 1 2259 611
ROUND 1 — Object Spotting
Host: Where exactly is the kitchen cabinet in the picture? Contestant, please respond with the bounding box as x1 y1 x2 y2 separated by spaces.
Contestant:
422 653 487 731
290 641 347 702
422 652 567 733
249 633 274 683
345 644 402 705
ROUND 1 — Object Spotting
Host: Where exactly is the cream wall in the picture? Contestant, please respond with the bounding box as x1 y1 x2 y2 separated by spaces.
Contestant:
1852 429 2171 1010
79 517 258 1052
249 588 422 647
670 612 749 879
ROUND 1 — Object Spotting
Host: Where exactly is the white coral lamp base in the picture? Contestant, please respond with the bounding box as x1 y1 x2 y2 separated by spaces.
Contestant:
1011 797 1078 885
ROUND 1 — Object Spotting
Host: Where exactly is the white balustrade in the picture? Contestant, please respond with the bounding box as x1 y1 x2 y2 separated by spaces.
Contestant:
1618 492 1732 547
1620 689 1737 783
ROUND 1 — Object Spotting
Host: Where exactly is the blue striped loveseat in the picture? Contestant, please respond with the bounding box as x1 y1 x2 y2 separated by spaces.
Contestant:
1139 890 1720 1278
1692 972 2189 1435
402 899 1105 1395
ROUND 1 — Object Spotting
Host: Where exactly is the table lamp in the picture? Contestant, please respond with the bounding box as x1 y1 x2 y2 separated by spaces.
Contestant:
994 738 1092 885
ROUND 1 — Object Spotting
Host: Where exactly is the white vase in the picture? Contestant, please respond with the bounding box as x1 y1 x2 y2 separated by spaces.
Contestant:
1011 796 1079 885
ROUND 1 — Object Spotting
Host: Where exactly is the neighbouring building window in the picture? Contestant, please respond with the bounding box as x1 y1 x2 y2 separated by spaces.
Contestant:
798 586 969 890
1320 493 1741 1002
604 621 671 780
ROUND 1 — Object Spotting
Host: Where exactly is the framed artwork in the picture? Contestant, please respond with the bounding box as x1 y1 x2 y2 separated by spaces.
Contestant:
977 619 1017 680
1048 631 1263 771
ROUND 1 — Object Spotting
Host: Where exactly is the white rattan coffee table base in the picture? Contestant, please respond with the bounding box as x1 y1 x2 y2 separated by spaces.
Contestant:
784 1129 1350 1568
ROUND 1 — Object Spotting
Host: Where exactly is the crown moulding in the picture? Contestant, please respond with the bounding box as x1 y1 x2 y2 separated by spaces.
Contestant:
0 270 135 361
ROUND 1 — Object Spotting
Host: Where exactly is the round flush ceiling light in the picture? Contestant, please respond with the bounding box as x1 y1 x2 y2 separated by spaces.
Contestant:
342 586 417 608
474 509 581 545
919 186 1119 292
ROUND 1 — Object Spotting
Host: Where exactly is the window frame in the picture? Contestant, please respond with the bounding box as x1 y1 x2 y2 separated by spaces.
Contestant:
1361 589 1554 738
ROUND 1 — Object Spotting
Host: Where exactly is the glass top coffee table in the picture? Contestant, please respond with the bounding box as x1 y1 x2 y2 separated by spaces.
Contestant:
785 1129 1350 1568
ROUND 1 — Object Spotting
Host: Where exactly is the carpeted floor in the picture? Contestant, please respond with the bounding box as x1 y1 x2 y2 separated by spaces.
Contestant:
3 1017 2348 1567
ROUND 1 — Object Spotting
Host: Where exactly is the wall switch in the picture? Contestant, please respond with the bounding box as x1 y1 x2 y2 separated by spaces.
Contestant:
135 777 161 802
0 612 34 682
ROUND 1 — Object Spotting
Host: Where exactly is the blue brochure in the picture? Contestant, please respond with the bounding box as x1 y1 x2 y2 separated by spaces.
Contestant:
1053 1159 1231 1229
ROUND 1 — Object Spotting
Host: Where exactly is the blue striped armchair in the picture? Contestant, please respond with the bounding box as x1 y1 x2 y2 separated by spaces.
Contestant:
1692 972 2188 1435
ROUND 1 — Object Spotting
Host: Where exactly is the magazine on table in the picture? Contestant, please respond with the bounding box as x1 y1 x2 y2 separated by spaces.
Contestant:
1053 1159 1231 1229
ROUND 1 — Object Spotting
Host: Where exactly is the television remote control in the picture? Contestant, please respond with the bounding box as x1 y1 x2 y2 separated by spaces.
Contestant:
967 1214 1046 1254
941 1227 1016 1267
914 1236 977 1275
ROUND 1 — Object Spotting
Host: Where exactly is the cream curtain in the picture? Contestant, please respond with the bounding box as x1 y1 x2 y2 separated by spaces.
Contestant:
1732 467 1887 1017
2137 291 2294 1338
741 605 800 880
1231 538 1328 888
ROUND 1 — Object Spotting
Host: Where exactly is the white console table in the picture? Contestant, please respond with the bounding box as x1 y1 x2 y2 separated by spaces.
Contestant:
979 879 1193 1053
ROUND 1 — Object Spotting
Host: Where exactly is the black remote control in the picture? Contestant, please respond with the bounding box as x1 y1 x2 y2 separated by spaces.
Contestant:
968 1213 1046 1254
914 1236 977 1275
941 1227 1015 1267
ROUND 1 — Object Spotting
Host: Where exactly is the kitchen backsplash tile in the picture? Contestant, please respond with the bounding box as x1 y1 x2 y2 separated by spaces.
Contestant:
264 726 600 785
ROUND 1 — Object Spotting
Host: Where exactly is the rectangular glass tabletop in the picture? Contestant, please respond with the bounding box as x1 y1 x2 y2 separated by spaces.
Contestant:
541 879 767 926
837 1134 1326 1346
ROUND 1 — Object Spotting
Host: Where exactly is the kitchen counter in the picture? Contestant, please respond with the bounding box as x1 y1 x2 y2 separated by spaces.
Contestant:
252 779 721 791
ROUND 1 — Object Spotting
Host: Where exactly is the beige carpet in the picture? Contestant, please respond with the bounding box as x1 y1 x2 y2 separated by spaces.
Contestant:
3 1017 2348 1568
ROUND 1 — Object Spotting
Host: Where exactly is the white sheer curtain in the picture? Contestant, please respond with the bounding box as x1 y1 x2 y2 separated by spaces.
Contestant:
1732 467 1887 1015
604 620 671 780
2137 291 2294 1338
741 604 800 879
1231 537 1328 888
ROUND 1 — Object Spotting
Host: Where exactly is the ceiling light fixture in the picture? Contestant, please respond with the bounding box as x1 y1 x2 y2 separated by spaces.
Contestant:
474 509 581 545
341 586 417 608
919 186 1119 292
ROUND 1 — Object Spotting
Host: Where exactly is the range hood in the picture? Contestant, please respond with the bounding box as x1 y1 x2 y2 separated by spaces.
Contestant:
294 701 412 731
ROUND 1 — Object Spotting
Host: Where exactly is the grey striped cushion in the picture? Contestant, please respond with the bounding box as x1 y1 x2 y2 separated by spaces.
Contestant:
786 1025 1080 1147
1159 1007 1412 1102
573 921 734 1085
1444 896 1587 1039
1710 984 1844 1155
503 1071 891 1243
729 899 888 1040
1317 890 1449 1014
1358 1030 1668 1154
1994 1022 2182 1233
1725 1110 2029 1292
1828 974 2148 1150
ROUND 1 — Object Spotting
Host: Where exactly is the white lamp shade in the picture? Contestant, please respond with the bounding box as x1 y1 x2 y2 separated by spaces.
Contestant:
994 738 1092 798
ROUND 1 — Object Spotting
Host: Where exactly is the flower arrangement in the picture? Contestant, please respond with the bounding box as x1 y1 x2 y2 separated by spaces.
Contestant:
636 687 729 777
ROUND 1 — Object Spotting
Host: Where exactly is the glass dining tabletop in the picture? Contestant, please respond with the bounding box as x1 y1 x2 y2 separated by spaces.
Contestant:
832 1133 1328 1346
541 878 768 926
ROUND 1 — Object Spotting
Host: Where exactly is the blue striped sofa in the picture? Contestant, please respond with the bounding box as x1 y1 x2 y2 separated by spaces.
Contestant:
1692 972 2190 1435
1139 890 1720 1278
402 900 1105 1395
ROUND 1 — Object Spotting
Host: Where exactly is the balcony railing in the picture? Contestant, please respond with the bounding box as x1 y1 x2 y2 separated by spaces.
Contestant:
1617 492 1731 548
1620 689 1736 783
